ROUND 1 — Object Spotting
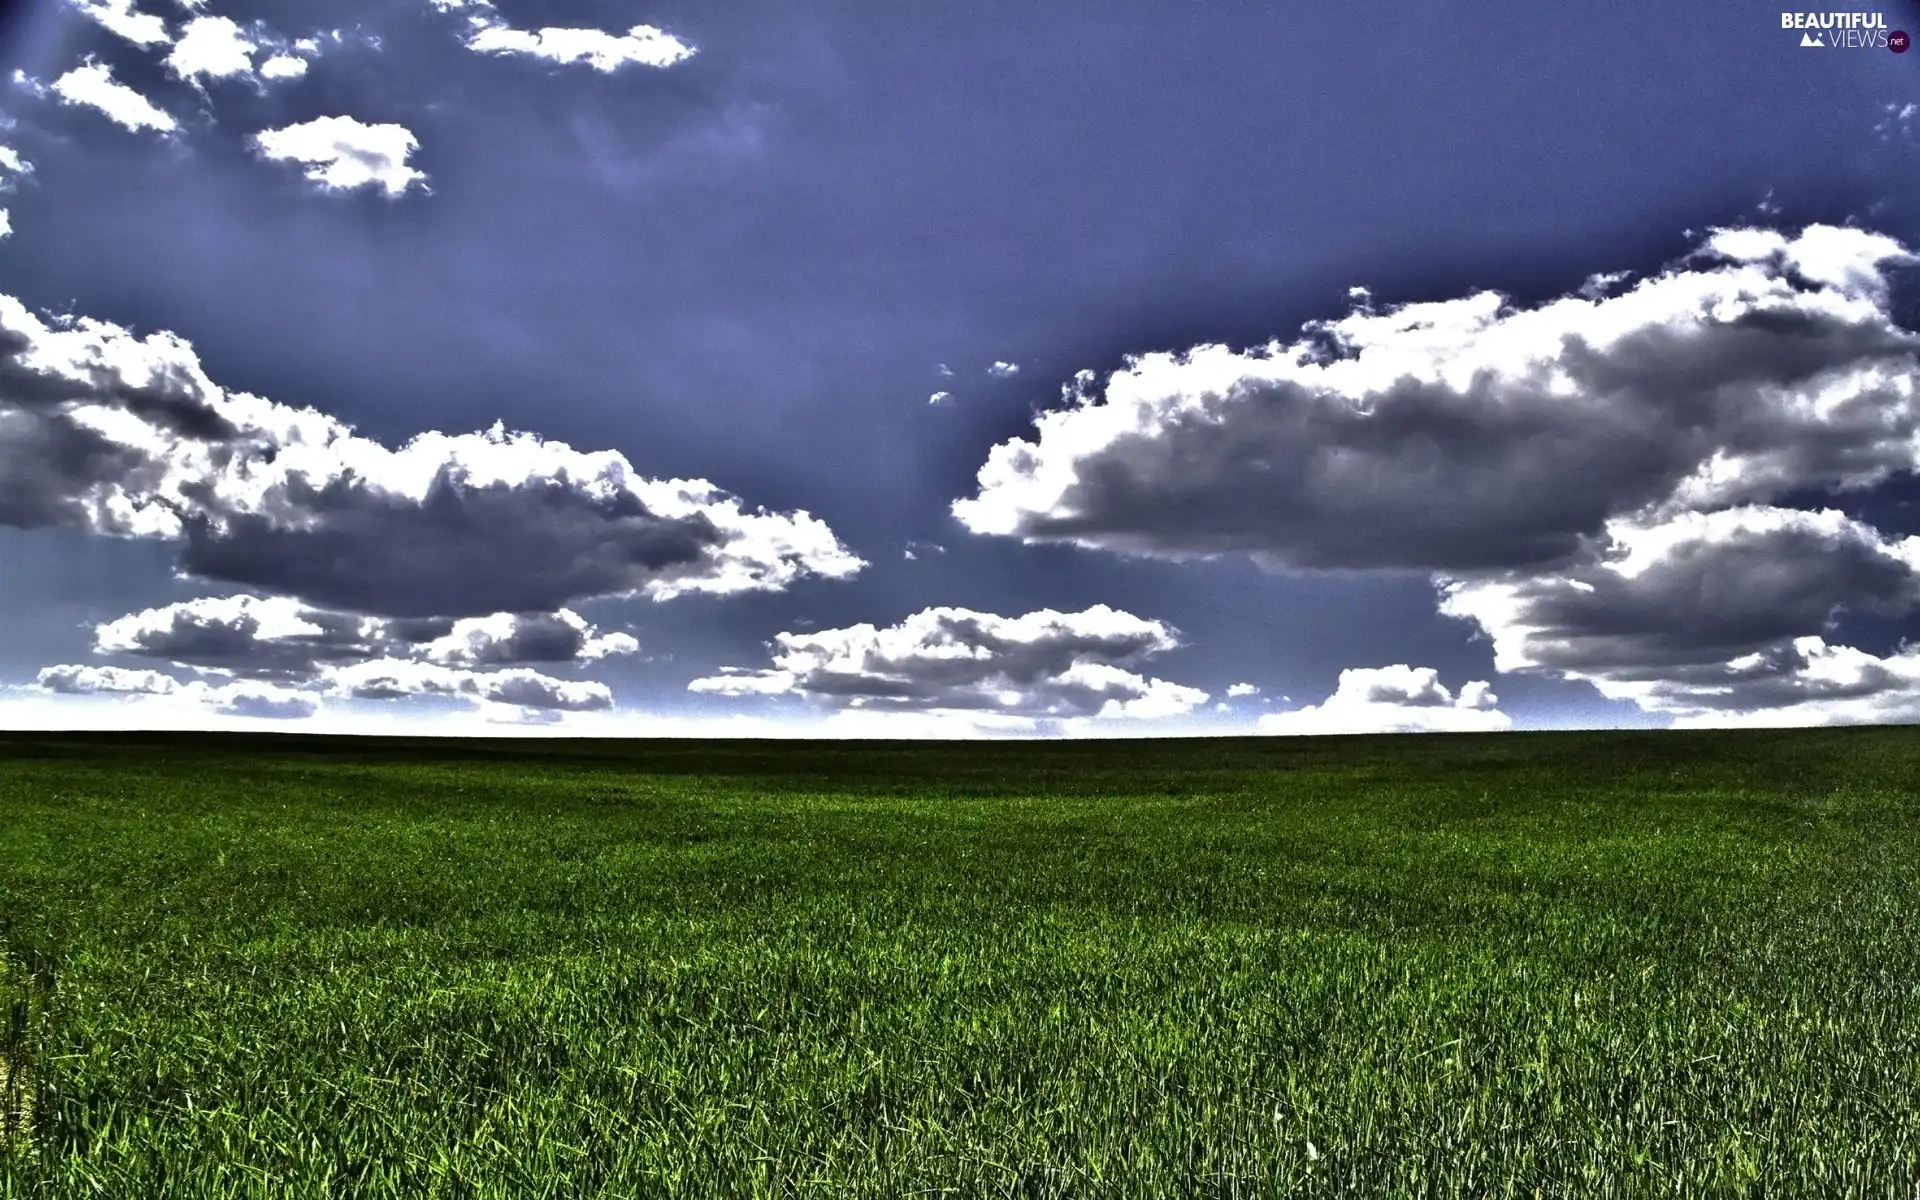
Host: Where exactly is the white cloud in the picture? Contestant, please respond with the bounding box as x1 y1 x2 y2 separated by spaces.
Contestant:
1225 682 1260 698
51 61 177 133
0 292 864 618
581 631 640 660
67 0 172 47
93 594 389 678
690 604 1207 720
258 54 308 80
466 23 696 72
421 609 638 667
987 361 1020 378
956 225 1920 729
38 663 178 695
1655 639 1920 729
928 391 952 405
324 658 613 712
91 594 642 681
436 0 695 72
956 225 1919 572
1439 506 1920 689
1875 102 1918 141
0 146 32 184
34 663 317 719
0 211 10 240
1436 505 1920 725
1260 666 1510 736
250 116 426 197
164 15 257 85
207 680 317 719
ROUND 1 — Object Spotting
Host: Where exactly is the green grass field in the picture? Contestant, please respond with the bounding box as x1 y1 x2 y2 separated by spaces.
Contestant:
2 728 1919 1197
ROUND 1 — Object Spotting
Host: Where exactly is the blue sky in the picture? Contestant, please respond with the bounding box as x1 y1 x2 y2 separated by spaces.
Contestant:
0 0 1917 736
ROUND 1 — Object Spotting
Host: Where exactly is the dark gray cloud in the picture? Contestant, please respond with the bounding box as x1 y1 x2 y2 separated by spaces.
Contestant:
213 682 319 719
92 594 639 678
690 604 1206 719
92 593 387 678
173 471 729 618
1441 507 1920 680
324 658 613 711
1604 638 1920 728
34 661 317 719
952 225 1920 730
37 662 177 695
1440 506 1920 719
0 292 865 618
956 227 1920 573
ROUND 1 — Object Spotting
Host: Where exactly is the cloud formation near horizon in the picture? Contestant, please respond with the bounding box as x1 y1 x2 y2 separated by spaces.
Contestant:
37 662 319 719
958 225 1920 727
690 605 1207 722
1260 666 1509 735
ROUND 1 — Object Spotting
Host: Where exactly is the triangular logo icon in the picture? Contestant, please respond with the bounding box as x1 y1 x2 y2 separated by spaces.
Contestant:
1800 31 1824 46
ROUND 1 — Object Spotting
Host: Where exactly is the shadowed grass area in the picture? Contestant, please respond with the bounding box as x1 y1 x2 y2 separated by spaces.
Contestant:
1 727 1918 1196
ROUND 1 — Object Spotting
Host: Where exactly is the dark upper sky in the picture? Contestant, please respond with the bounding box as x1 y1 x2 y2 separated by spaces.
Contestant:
0 0 1916 734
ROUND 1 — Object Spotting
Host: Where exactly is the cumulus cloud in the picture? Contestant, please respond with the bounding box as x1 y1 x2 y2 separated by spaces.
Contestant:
1259 666 1510 735
0 293 863 618
0 147 32 184
987 361 1020 378
35 663 316 719
67 0 171 47
38 663 178 695
164 15 256 84
258 54 307 80
62 594 639 716
435 0 695 72
467 23 695 71
324 659 613 712
419 609 638 667
93 594 390 678
959 225 1920 729
690 605 1207 720
928 391 952 406
51 61 177 133
209 681 317 719
251 116 426 197
1225 682 1260 698
1649 639 1920 729
957 225 1919 573
1439 506 1920 718
94 597 636 680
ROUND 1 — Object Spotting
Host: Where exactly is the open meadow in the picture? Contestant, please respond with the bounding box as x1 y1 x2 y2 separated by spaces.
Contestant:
2 728 1919 1197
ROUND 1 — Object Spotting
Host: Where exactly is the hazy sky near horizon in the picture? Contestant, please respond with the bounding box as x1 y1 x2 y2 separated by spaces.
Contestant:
0 0 1917 736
